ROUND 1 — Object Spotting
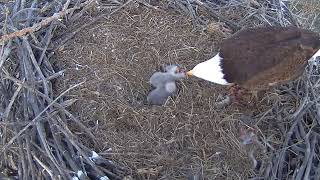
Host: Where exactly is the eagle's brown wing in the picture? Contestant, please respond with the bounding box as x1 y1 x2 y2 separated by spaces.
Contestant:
219 26 320 90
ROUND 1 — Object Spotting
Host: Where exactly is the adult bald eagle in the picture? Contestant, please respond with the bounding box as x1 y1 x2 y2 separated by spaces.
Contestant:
186 26 320 101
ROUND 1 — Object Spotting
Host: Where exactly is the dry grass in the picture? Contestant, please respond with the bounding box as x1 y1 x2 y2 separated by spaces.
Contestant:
54 3 267 179
54 0 320 179
1 0 318 179
0 0 130 179
289 0 320 31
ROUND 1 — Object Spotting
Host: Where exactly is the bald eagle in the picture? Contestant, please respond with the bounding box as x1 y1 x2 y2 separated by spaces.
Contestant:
186 26 320 101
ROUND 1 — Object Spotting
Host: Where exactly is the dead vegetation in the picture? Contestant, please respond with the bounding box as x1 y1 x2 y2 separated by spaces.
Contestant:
0 0 129 179
55 5 246 179
1 0 320 179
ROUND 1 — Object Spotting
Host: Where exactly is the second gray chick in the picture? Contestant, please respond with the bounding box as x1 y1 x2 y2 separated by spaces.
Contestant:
147 65 186 105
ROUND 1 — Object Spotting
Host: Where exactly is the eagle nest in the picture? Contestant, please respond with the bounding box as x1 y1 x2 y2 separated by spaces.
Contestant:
0 0 320 179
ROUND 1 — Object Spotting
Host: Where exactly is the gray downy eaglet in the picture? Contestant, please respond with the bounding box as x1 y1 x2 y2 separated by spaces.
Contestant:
147 65 186 105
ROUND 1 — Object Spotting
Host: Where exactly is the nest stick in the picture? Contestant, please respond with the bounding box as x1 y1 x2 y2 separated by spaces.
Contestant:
303 135 317 179
32 153 54 178
295 131 311 179
1 82 83 153
0 0 94 43
26 136 36 180
3 75 96 140
3 83 22 121
275 97 308 177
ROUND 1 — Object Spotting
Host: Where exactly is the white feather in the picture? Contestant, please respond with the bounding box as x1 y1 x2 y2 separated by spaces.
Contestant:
311 48 320 58
308 48 320 66
190 53 231 85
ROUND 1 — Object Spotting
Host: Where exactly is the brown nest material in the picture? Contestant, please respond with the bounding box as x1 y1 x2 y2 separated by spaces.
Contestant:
1 0 320 179
238 56 320 179
159 0 320 178
0 0 130 179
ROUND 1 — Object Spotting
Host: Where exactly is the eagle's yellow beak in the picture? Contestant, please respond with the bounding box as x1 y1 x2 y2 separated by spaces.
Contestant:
186 70 193 76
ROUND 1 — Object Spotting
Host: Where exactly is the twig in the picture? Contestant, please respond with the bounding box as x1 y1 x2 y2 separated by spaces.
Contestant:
303 135 317 179
32 153 54 178
0 82 84 153
0 0 94 43
295 132 311 179
3 83 22 121
2 75 96 141
275 97 308 177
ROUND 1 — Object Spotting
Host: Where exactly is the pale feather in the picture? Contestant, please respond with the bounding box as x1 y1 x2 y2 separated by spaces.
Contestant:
191 53 231 85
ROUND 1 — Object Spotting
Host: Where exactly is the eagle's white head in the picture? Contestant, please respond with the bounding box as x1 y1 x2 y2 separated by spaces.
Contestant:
186 53 231 85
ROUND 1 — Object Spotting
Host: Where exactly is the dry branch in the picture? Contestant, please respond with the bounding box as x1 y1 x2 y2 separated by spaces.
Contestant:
0 0 94 43
1 0 319 179
0 0 129 179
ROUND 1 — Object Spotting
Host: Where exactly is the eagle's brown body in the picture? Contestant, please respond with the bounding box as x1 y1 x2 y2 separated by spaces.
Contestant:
219 26 320 91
